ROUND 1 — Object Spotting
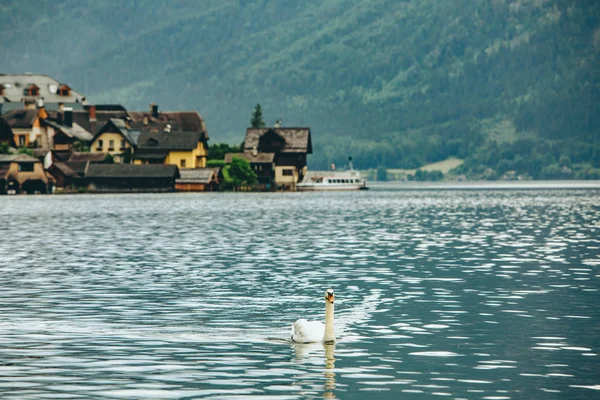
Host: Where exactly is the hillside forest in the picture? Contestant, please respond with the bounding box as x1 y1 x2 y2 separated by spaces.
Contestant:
1 0 598 179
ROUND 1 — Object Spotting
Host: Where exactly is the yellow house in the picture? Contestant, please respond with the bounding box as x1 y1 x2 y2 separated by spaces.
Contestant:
133 129 208 168
128 105 209 168
89 119 140 163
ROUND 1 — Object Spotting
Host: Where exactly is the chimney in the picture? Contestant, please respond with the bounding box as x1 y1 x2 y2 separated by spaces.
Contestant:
88 105 97 122
274 119 282 128
58 102 65 112
164 124 172 133
36 98 44 108
150 103 159 118
143 116 149 126
252 146 258 156
64 107 73 127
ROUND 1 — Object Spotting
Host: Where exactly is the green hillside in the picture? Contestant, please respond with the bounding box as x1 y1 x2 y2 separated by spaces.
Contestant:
1 0 599 178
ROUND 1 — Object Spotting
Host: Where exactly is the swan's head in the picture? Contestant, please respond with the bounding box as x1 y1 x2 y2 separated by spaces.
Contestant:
324 289 335 304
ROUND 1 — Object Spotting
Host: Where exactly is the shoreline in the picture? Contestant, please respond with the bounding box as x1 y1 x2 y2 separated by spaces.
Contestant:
367 180 600 190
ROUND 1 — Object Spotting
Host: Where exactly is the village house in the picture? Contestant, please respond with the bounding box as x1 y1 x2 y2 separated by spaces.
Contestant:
0 74 85 106
89 118 140 163
229 126 312 190
1 102 48 148
0 154 49 194
1 101 93 159
46 152 106 189
64 104 129 136
130 104 209 168
85 163 180 193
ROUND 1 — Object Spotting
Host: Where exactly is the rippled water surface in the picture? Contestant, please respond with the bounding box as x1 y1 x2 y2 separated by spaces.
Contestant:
1 189 599 399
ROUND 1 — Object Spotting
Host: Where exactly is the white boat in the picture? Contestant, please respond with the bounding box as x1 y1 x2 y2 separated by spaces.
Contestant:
297 158 368 191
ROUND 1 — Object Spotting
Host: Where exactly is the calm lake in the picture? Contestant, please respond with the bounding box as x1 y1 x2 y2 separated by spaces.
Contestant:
1 187 599 399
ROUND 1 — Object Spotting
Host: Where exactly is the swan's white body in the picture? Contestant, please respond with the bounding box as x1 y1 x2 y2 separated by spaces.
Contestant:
291 289 335 343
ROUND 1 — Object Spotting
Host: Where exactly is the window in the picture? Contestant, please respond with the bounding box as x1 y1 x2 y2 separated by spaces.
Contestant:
98 140 104 148
121 140 126 149
19 136 25 146
282 169 294 176
180 159 186 168
108 140 114 150
18 163 34 172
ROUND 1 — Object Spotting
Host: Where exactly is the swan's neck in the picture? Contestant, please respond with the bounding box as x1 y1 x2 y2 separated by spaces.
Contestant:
323 301 335 343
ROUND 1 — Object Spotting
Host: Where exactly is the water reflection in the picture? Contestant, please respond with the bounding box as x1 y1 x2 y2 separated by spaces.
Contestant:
292 342 337 399
324 343 336 399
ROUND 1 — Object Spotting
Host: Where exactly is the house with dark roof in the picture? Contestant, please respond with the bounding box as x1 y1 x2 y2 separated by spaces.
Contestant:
0 154 49 194
46 152 106 189
89 119 140 163
241 126 312 190
1 107 48 148
130 104 209 169
85 163 180 193
175 168 219 192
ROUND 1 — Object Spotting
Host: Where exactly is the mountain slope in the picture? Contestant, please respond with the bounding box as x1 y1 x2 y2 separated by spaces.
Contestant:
1 0 598 175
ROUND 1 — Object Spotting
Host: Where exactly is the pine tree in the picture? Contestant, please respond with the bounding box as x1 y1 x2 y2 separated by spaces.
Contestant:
250 103 265 128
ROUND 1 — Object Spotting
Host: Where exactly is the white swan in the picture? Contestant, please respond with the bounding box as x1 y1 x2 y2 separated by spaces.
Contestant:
291 289 335 343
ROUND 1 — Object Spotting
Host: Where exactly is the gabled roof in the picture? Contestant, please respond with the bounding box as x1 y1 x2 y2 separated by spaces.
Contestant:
177 168 218 184
68 152 107 163
59 109 129 135
224 152 275 164
244 127 312 154
129 111 208 140
136 130 201 152
1 109 38 129
85 163 179 179
0 74 84 103
0 154 40 163
51 161 78 178
92 119 140 147
44 120 93 142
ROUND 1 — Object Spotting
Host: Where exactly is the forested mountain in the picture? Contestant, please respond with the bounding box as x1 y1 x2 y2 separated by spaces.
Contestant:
1 0 599 178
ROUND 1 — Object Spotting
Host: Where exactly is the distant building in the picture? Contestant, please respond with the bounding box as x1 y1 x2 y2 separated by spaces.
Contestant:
46 152 106 189
0 74 84 105
130 104 209 168
89 119 140 163
241 126 312 190
0 154 49 194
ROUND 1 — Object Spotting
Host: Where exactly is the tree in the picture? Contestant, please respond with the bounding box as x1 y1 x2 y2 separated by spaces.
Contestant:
208 143 244 160
222 156 257 189
0 142 10 154
103 154 115 164
250 103 265 128
17 147 34 156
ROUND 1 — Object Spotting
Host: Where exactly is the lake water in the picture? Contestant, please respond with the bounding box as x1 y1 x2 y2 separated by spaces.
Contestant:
0 187 599 399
